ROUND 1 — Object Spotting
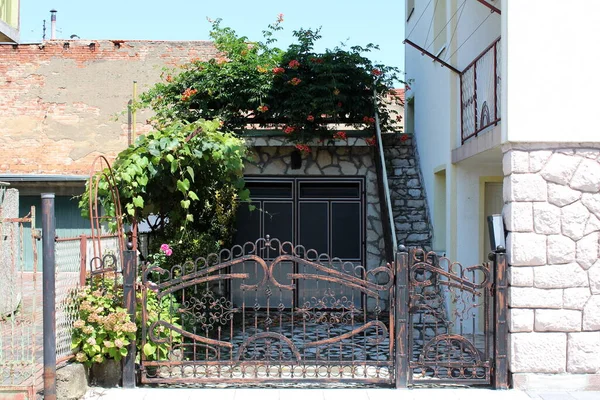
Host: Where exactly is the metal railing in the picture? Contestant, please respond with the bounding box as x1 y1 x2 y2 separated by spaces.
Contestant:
373 95 398 262
460 37 501 144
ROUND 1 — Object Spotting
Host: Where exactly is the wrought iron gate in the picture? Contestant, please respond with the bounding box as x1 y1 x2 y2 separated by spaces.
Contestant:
140 236 396 384
396 247 508 388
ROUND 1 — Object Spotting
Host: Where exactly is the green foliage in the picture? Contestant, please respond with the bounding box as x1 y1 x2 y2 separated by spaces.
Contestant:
71 278 183 365
79 118 248 237
137 16 403 146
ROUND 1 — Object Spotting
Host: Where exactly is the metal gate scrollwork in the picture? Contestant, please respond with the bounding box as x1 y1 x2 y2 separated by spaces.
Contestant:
140 236 396 384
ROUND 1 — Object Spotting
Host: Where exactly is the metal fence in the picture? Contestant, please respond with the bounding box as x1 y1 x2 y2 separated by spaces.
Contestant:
0 204 40 397
54 234 121 363
460 37 501 144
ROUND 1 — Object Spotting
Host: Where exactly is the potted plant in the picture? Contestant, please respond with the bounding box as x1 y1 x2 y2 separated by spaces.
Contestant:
71 281 137 387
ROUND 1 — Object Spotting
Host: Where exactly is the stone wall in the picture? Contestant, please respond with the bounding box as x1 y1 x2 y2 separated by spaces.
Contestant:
382 134 432 249
0 40 216 176
244 138 385 271
503 143 600 390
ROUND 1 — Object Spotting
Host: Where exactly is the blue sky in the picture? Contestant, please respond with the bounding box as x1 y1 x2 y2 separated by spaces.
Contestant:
19 1 405 74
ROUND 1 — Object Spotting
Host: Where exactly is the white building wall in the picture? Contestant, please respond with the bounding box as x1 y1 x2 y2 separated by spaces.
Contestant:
504 0 600 143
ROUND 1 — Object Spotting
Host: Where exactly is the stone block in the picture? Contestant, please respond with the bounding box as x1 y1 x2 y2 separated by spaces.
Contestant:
547 235 576 264
509 308 534 332
509 287 563 308
508 267 533 287
564 288 592 310
590 260 600 295
583 295 600 330
529 150 553 172
576 232 599 270
505 173 548 202
507 232 547 266
585 214 600 235
582 192 600 220
548 182 581 207
534 309 581 332
562 201 590 241
533 203 561 234
567 332 600 373
533 263 589 289
510 332 566 373
503 202 533 232
56 362 88 400
503 150 529 175
540 153 581 185
570 158 600 193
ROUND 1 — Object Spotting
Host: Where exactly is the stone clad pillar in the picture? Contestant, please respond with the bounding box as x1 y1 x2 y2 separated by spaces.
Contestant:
503 144 600 390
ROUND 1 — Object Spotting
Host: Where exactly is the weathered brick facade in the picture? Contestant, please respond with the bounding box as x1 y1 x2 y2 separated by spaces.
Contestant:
0 40 217 175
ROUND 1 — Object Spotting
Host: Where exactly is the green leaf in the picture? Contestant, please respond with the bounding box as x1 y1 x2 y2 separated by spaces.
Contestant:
143 342 157 356
120 347 128 356
165 154 175 163
188 191 199 201
180 200 191 209
176 179 190 193
132 196 144 208
186 166 195 182
186 214 194 222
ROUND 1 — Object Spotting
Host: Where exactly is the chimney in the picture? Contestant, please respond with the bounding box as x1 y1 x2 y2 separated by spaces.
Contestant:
50 9 57 40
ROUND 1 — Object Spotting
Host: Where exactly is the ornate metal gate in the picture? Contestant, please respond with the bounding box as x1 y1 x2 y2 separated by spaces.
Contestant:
396 247 508 388
140 236 396 384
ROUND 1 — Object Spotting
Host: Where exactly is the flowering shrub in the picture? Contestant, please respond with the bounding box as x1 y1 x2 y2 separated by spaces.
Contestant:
137 16 403 149
71 284 137 366
71 278 183 365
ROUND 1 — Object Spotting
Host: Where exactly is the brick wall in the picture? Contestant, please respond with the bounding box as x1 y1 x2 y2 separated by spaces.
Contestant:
0 40 217 175
503 143 600 390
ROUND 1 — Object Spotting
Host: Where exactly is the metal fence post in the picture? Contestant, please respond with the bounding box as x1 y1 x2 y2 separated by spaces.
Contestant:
122 238 137 388
494 246 509 389
41 193 56 400
395 246 409 388
79 234 88 286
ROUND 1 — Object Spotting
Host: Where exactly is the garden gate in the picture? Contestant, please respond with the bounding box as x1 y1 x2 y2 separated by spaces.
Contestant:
139 238 508 388
140 236 396 385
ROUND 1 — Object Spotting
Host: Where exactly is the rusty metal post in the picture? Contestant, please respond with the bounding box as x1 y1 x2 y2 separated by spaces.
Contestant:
394 246 409 388
41 193 57 400
494 246 509 389
79 234 88 286
122 238 137 388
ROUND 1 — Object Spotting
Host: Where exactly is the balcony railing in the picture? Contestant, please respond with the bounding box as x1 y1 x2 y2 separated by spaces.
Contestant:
460 37 501 144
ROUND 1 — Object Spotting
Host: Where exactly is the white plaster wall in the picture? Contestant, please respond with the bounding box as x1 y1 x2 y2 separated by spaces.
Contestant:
504 0 600 143
455 161 503 266
406 0 501 259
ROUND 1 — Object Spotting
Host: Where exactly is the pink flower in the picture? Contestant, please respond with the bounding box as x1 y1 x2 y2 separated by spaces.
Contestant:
288 60 300 69
160 244 170 252
165 248 173 256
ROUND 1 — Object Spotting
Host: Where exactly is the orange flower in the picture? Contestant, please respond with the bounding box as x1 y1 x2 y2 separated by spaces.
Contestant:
306 115 315 122
400 134 409 142
334 131 347 141
363 116 376 124
333 88 340 96
365 136 377 146
258 105 269 112
283 126 295 134
371 68 382 76
295 144 311 153
273 67 285 74
165 75 173 83
290 77 302 86
257 66 268 73
288 60 300 69
181 88 198 101
277 13 284 23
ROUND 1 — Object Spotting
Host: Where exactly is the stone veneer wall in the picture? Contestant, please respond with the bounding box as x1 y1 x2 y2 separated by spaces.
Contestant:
243 138 385 272
383 134 432 249
503 144 600 390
